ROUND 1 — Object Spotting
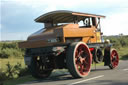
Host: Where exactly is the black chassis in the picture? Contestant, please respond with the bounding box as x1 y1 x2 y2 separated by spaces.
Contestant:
24 42 112 69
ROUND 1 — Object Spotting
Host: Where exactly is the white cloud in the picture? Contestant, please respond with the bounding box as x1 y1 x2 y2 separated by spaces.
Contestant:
0 24 1 30
1 32 29 40
0 24 2 41
2 0 128 14
11 0 128 7
3 0 128 12
101 8 128 35
1 0 128 41
0 25 1 41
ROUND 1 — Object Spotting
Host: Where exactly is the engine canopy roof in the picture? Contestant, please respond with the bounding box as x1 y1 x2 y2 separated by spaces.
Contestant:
35 10 105 23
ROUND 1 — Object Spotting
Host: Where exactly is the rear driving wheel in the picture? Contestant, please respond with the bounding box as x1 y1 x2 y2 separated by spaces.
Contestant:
66 42 92 78
109 49 119 69
28 56 53 79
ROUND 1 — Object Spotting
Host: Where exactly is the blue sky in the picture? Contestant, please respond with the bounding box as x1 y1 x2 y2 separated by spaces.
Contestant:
0 0 128 40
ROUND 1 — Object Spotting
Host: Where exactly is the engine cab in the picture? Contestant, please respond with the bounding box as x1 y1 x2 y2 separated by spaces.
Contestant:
19 10 105 48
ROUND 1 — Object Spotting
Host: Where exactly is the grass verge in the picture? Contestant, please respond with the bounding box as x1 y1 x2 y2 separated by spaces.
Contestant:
117 47 128 60
3 75 35 85
0 58 25 71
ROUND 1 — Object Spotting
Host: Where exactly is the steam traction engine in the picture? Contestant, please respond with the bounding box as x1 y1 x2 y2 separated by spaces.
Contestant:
19 10 119 78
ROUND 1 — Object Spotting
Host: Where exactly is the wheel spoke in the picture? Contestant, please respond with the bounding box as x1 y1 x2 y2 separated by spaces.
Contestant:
84 59 89 65
80 58 85 63
113 52 116 56
79 63 83 74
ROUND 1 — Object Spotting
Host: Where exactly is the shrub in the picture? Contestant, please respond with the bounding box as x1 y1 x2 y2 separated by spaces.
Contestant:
18 68 30 77
0 42 25 58
6 62 18 78
119 37 128 47
0 69 8 81
1 42 18 50
0 48 24 58
0 48 9 58
5 62 29 79
103 35 128 48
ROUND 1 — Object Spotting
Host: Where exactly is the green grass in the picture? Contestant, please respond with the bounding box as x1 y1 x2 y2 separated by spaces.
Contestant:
0 58 25 71
92 62 104 66
3 75 36 85
117 47 128 60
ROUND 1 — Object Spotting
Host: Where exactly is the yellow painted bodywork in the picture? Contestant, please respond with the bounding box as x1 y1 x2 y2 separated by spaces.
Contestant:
19 24 101 48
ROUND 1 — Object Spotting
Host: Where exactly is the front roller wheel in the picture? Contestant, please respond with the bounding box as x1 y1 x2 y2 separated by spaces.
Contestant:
28 56 53 79
109 49 119 69
66 42 92 78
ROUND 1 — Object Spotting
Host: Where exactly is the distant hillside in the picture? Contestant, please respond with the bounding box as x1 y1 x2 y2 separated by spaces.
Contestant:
103 35 128 48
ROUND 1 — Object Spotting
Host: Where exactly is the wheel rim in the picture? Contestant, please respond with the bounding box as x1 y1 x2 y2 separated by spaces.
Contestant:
111 50 119 68
75 44 91 76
